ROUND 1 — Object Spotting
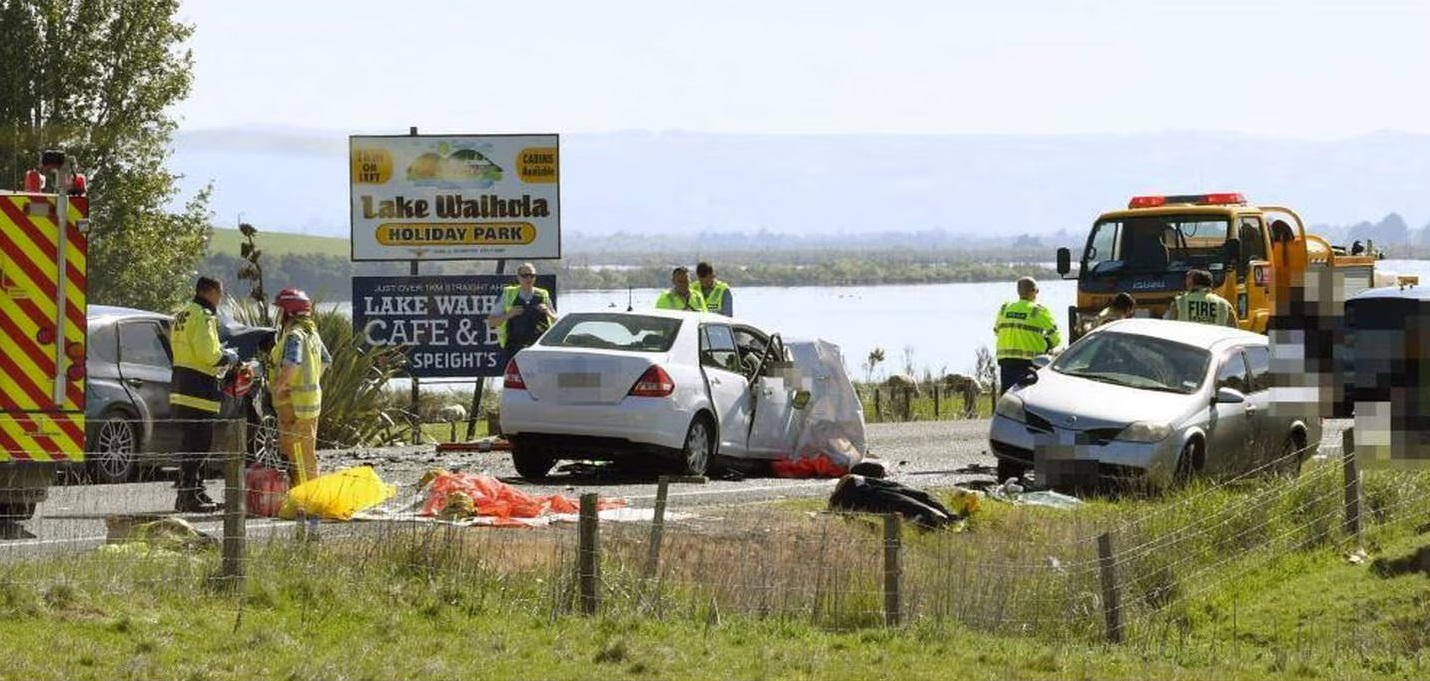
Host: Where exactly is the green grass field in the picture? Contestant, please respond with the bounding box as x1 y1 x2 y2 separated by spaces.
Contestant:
2 463 1427 680
208 227 350 259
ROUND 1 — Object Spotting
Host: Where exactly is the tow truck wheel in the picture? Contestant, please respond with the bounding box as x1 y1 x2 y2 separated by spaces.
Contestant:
88 411 139 484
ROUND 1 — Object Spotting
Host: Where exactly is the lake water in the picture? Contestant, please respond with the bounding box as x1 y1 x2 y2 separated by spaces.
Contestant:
345 259 1430 393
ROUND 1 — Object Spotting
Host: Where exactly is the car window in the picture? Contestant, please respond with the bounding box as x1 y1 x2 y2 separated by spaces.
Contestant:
118 321 171 368
1051 330 1210 393
539 313 680 353
88 323 119 364
1215 351 1249 394
700 324 741 373
1243 345 1271 392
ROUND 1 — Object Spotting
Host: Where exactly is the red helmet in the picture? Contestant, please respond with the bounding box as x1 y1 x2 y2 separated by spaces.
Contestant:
274 288 312 316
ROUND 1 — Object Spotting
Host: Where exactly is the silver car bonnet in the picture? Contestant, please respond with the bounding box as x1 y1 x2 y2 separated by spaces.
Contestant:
1016 368 1204 429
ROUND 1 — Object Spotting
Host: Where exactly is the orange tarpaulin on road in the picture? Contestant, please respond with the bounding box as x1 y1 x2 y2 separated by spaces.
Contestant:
419 472 625 525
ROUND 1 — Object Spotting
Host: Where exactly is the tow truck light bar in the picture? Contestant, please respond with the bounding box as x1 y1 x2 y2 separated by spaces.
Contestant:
1128 192 1246 209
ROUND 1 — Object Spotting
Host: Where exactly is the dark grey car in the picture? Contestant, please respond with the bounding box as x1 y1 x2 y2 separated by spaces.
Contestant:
84 305 282 483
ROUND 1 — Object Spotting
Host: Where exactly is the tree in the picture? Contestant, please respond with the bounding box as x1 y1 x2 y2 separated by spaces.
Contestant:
0 0 210 312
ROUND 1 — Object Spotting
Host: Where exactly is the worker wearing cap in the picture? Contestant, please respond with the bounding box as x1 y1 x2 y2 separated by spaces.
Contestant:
486 262 557 368
994 276 1061 395
170 275 238 513
695 261 733 317
655 266 708 312
270 288 330 486
1165 269 1238 328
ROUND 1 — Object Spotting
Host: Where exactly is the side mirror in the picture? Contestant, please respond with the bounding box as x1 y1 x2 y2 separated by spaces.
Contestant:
1031 355 1052 370
1214 387 1245 404
1222 237 1242 268
1056 247 1071 276
1020 369 1039 387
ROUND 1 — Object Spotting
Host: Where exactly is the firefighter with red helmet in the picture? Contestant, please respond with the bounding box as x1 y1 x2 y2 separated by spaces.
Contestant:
269 289 329 485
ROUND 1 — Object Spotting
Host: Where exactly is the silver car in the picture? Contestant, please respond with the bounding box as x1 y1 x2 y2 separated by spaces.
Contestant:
988 318 1321 490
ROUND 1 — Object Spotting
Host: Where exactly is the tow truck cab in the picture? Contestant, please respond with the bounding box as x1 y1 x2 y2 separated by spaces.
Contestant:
1056 192 1385 343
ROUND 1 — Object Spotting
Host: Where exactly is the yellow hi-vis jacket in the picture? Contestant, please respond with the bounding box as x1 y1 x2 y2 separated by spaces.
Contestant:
1164 289 1239 328
496 285 554 349
271 319 325 420
699 279 732 316
994 299 1061 361
170 298 224 413
656 288 708 312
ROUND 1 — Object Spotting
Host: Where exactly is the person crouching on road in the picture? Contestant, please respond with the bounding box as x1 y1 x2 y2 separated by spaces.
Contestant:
655 266 708 312
270 289 330 486
485 262 557 368
1093 292 1137 330
170 276 238 513
695 261 733 317
993 276 1061 396
1164 269 1239 328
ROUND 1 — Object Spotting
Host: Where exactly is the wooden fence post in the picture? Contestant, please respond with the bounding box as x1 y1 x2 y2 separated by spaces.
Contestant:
1097 532 1124 643
883 514 902 627
933 386 940 419
643 477 670 580
221 419 247 588
1342 428 1362 538
873 388 882 421
578 493 601 616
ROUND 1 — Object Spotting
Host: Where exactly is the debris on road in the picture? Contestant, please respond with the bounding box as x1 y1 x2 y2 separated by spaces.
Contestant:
103 515 218 553
828 474 973 530
988 478 1084 510
353 470 630 528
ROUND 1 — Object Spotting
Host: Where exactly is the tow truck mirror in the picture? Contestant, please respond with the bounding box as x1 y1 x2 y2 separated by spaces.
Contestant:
1056 248 1071 276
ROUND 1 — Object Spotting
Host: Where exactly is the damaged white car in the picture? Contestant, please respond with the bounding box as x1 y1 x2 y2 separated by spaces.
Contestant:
988 318 1321 491
500 310 866 479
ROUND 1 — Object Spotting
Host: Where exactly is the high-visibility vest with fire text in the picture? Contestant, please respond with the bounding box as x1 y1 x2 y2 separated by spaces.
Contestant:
1166 289 1238 328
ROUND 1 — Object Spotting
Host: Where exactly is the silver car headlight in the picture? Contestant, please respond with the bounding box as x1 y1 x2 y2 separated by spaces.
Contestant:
1116 421 1172 443
995 393 1026 423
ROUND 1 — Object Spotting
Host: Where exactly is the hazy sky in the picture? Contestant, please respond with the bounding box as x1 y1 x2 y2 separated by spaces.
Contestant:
175 0 1427 139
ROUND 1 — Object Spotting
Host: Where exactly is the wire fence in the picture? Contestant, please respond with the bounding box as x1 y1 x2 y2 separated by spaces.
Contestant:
1 415 1428 670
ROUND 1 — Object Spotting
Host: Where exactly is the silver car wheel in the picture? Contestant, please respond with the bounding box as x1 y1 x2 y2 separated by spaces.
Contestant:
248 413 284 471
681 418 712 476
94 417 138 482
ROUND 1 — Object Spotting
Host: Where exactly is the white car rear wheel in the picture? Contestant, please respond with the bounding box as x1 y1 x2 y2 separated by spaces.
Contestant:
510 436 556 480
677 416 713 477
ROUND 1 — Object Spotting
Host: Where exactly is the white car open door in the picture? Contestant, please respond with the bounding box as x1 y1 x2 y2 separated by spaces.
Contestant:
745 333 802 457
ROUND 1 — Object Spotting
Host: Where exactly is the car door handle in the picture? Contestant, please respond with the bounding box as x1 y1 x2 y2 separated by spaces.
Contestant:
125 378 143 387
710 376 722 386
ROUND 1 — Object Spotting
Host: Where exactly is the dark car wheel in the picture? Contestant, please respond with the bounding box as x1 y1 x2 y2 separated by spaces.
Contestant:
88 412 139 484
996 457 1028 484
510 437 556 480
1173 438 1202 487
675 416 714 477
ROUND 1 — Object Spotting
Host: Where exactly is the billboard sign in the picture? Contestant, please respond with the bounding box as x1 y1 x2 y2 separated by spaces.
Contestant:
352 274 558 378
349 134 560 261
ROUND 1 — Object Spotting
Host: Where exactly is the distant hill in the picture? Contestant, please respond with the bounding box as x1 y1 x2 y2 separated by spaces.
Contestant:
209 227 349 259
170 127 1430 243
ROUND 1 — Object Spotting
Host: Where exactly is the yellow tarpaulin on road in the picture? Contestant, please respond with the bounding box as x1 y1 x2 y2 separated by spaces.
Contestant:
280 466 397 521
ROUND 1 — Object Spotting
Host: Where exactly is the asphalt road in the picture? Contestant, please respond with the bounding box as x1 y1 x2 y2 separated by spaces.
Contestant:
1 416 1350 560
0 419 1000 559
